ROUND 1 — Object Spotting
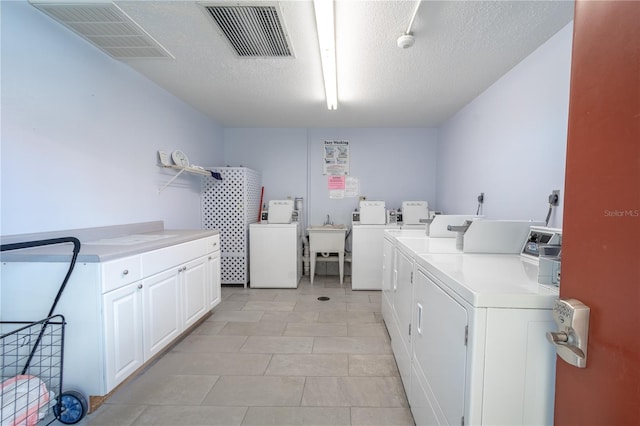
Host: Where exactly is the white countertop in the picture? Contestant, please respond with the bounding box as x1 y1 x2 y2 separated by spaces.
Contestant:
416 252 558 309
0 221 219 263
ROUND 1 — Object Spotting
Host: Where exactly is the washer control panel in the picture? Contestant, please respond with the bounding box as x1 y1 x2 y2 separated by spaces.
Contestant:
521 226 562 260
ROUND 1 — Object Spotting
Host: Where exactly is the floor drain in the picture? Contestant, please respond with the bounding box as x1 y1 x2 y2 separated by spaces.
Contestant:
317 296 330 301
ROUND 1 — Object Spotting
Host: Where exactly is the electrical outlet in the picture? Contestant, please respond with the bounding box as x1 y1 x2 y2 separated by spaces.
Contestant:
549 190 560 206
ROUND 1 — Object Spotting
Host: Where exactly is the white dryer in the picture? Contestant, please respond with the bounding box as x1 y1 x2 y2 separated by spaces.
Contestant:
409 227 561 426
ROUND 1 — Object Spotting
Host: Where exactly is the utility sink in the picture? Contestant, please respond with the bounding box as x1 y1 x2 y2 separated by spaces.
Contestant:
308 224 347 230
307 225 347 252
307 224 348 284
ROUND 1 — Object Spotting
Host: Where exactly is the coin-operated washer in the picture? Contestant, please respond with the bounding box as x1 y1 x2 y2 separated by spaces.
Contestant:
399 201 429 229
249 200 302 288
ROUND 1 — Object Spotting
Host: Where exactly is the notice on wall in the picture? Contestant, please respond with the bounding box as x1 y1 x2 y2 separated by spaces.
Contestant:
345 176 359 198
323 140 349 175
328 175 345 199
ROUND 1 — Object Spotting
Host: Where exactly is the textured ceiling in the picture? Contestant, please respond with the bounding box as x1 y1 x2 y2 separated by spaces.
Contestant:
40 0 575 127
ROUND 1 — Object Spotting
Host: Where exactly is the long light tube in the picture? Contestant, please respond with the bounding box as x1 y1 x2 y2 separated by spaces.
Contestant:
313 0 338 110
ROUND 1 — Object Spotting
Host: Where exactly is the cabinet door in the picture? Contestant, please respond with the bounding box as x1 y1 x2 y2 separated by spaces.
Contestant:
103 282 143 391
182 256 208 329
207 251 221 310
414 268 468 426
142 268 181 359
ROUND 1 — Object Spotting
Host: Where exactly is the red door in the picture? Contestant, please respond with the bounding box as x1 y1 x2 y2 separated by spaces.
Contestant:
557 1 640 424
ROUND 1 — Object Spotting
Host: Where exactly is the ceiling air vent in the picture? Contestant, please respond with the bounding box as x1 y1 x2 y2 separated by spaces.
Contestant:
31 2 173 59
203 4 293 57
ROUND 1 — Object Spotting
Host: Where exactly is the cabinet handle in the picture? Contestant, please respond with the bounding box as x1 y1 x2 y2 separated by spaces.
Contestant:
137 284 143 289
179 266 187 272
209 256 212 260
123 269 129 275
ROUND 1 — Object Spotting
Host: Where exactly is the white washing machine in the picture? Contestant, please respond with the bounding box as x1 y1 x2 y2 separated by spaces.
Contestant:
249 222 302 288
351 223 399 290
351 200 398 290
249 200 302 288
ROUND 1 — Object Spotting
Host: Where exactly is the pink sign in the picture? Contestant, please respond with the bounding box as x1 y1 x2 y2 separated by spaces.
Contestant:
328 175 346 190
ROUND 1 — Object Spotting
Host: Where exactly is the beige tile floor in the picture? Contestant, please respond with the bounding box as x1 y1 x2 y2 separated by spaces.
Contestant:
82 276 415 426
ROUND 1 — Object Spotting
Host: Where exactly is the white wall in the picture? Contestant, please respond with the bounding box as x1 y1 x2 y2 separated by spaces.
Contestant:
222 128 308 203
436 23 573 229
1 1 224 236
224 128 438 228
1 1 572 237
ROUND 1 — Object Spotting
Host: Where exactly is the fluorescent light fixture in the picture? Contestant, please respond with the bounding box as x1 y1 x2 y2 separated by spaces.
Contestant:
313 0 338 110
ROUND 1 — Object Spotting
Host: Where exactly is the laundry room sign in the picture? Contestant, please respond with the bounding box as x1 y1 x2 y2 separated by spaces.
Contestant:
328 175 346 199
323 140 349 175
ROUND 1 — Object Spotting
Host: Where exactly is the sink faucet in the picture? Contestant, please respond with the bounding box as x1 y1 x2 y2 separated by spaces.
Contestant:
324 214 333 226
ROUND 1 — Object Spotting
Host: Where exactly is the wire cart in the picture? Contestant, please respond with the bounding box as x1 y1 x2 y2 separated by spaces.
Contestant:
1 238 88 425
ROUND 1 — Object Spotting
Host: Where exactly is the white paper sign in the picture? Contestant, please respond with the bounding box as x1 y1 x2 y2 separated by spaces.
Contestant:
323 140 349 175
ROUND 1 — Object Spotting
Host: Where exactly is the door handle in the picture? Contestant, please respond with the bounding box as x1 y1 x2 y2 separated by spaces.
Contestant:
547 298 590 368
546 331 568 344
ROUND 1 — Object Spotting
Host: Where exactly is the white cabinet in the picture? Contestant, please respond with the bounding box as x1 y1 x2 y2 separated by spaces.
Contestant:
100 254 142 293
207 249 221 309
103 281 144 392
1 231 222 405
102 236 221 391
103 249 217 391
181 256 208 330
141 267 181 360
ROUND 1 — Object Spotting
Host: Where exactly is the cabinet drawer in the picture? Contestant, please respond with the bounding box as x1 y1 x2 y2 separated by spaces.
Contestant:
205 235 221 253
141 238 207 277
102 255 142 293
